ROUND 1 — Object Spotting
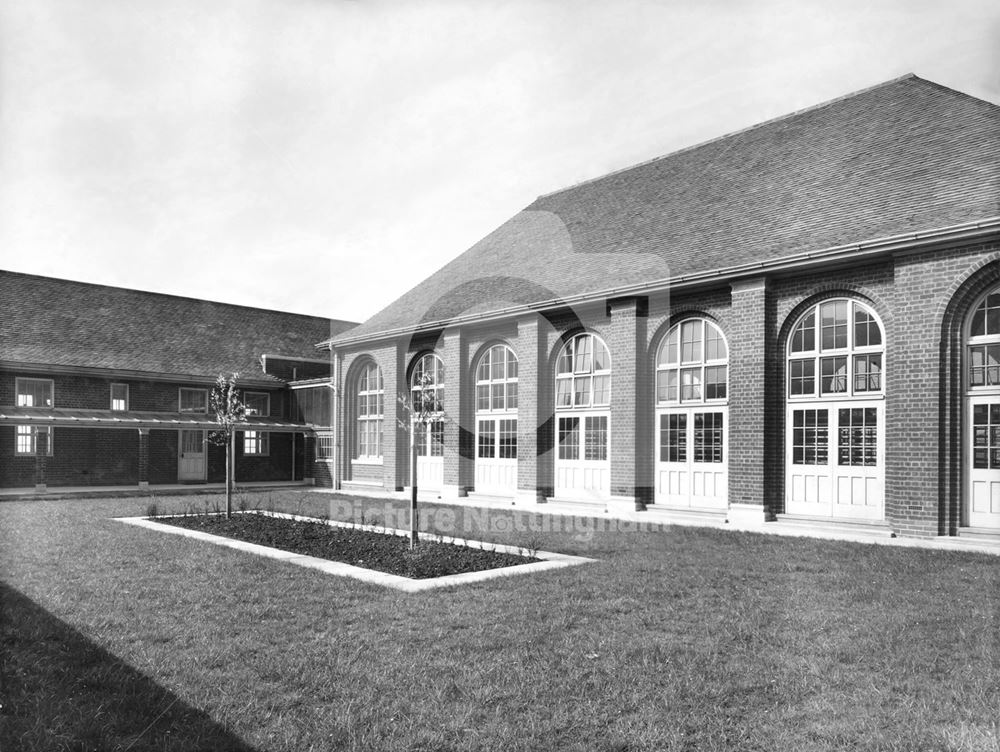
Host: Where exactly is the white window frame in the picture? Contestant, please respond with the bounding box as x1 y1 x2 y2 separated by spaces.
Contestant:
243 430 270 457
555 333 611 410
475 344 519 414
178 387 208 413
15 425 53 456
786 299 886 402
110 383 129 411
411 353 445 459
243 391 271 417
316 433 335 462
656 318 729 405
355 362 384 463
15 377 54 408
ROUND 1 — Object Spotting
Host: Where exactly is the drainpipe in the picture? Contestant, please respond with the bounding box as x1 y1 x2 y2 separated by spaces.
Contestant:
332 351 340 490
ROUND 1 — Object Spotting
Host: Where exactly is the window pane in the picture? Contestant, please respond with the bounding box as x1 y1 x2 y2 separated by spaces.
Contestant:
507 348 518 379
557 341 574 374
854 354 882 392
491 383 505 411
854 305 881 347
820 356 848 394
476 384 490 411
491 348 505 380
789 359 815 396
180 389 207 412
660 413 686 462
477 354 490 382
660 327 679 366
574 335 592 373
506 382 518 410
478 420 495 459
705 366 727 400
656 370 678 403
430 420 444 456
680 368 702 401
556 378 573 407
681 321 702 363
820 301 848 350
593 339 610 372
584 416 608 461
592 375 610 406
792 409 828 465
705 323 727 361
558 417 579 460
791 311 816 353
498 418 517 459
17 379 54 408
838 406 877 466
573 375 591 407
693 412 724 463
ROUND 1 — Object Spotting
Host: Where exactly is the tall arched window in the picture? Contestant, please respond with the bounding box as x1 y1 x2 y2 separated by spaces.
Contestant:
554 332 611 498
475 344 518 494
411 353 445 460
785 298 885 520
355 362 383 459
654 318 728 509
966 286 1000 529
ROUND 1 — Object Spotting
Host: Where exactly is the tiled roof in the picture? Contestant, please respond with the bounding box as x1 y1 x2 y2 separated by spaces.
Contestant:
0 271 357 382
332 75 1000 344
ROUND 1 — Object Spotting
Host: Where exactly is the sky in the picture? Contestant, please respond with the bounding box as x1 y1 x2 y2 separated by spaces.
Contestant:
0 0 998 323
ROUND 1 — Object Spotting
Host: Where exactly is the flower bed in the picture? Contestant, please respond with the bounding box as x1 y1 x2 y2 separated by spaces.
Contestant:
157 512 538 579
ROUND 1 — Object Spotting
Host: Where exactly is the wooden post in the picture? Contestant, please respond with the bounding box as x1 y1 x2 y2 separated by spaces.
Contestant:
410 423 418 549
226 430 234 518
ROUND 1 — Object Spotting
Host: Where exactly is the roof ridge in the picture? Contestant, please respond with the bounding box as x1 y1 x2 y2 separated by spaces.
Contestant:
0 268 355 324
534 73 924 200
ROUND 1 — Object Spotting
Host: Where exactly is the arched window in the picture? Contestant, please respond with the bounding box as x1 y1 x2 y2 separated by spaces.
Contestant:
554 332 611 472
784 298 885 520
476 344 518 412
411 353 444 458
355 362 383 459
787 299 883 399
966 286 1000 529
475 345 518 493
656 318 728 404
654 319 729 509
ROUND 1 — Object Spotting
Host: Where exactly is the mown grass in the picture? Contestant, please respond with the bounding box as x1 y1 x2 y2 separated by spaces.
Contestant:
1 490 998 751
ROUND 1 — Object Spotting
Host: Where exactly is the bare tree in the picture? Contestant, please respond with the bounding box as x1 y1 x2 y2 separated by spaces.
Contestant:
209 372 247 519
398 370 440 549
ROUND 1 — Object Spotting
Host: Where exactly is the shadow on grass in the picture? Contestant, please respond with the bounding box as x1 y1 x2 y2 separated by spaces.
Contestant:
0 583 257 752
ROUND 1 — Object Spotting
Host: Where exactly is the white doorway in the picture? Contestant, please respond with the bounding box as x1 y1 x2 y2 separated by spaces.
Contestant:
178 430 206 482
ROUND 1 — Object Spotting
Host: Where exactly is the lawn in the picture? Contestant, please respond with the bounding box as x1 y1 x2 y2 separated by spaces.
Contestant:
1 490 998 752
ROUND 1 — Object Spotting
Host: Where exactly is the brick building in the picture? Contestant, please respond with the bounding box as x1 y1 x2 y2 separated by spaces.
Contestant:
0 271 356 491
320 75 1000 540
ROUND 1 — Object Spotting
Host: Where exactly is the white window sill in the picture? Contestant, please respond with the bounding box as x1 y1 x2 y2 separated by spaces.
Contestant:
352 457 384 466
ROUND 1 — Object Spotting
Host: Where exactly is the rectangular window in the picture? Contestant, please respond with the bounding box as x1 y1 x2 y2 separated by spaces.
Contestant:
853 355 882 393
838 407 877 466
680 320 702 363
573 375 591 407
15 425 52 456
478 419 495 459
556 378 573 408
15 378 54 408
820 301 848 350
704 366 727 400
592 375 610 406
573 337 592 373
316 435 334 461
705 326 725 361
660 413 686 462
110 383 129 411
498 418 517 459
429 420 444 457
789 359 815 396
558 417 580 460
505 382 518 410
584 416 608 461
179 388 208 413
656 370 678 403
491 383 505 411
680 368 702 401
820 356 848 394
972 403 1000 469
244 392 270 417
969 345 1000 387
243 430 269 456
792 409 828 465
693 412 724 463
476 384 490 411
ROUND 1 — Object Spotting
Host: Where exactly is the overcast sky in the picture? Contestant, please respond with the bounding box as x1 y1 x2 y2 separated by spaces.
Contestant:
1 0 997 323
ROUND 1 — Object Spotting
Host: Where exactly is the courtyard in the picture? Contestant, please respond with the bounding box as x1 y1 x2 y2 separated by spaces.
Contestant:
1 490 998 751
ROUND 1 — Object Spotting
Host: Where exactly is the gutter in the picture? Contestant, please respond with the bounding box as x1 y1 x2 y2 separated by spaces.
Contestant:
320 216 1000 349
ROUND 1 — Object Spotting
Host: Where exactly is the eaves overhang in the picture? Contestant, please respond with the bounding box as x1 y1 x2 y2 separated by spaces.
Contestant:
320 216 1000 350
0 407 317 433
0 361 284 388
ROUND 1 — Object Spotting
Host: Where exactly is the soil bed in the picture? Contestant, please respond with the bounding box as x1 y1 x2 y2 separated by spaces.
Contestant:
157 512 539 579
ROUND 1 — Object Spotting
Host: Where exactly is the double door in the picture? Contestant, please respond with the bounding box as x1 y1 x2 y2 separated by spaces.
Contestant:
655 407 727 509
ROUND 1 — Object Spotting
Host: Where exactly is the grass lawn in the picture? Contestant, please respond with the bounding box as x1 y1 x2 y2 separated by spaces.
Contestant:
1 490 998 752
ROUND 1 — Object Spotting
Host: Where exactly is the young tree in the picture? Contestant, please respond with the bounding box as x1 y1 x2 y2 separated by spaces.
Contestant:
398 370 440 549
209 372 247 519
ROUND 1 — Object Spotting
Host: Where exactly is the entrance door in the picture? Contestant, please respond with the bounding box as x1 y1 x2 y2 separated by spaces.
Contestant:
415 419 443 492
178 430 206 482
968 399 1000 528
785 403 883 519
656 408 727 509
554 413 610 500
475 417 517 496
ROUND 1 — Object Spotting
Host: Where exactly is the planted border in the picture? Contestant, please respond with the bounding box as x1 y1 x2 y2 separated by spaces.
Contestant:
115 511 595 592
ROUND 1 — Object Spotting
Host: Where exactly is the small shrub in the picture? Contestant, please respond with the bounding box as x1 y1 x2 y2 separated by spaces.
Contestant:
146 502 159 519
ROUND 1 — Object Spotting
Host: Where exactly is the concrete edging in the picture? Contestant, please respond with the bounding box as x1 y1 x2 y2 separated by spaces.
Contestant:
114 512 596 592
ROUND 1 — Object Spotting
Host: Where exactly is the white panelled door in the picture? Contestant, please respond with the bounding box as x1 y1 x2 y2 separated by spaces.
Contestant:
968 399 1000 528
785 403 883 519
656 408 727 509
178 430 206 482
475 417 517 496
